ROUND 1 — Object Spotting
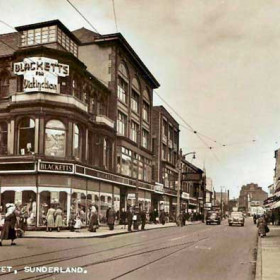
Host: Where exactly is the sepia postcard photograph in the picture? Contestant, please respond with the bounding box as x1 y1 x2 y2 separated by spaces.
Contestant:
0 1 278 279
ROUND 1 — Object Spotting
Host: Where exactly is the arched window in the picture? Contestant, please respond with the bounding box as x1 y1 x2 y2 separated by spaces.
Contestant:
73 124 82 159
18 118 35 155
45 120 66 157
117 63 129 104
0 71 10 98
0 122 8 155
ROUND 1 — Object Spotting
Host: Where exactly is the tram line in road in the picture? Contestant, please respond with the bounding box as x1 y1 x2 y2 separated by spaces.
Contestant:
0 226 182 266
19 237 210 280
0 224 221 280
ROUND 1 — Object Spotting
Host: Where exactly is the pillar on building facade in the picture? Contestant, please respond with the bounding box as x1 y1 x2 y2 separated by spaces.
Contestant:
67 192 71 225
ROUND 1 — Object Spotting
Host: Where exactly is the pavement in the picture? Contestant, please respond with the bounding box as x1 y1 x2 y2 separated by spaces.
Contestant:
22 221 202 239
256 225 280 280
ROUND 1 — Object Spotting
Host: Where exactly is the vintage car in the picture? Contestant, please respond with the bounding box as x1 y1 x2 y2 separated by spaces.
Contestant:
206 211 221 225
228 212 245 226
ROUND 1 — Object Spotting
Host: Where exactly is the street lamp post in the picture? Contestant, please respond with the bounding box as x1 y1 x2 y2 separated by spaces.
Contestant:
176 150 196 222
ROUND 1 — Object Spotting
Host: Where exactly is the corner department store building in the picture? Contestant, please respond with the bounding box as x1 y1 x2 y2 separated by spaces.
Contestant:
0 20 169 228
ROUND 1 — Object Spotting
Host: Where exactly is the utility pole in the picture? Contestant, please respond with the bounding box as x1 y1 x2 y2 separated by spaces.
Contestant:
176 149 183 220
221 186 223 219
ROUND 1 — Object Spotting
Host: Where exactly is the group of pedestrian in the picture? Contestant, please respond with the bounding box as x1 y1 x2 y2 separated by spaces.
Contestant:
46 205 63 232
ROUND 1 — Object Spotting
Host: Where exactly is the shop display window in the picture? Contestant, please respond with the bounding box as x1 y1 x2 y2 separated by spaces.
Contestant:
0 122 7 155
1 191 15 213
73 124 82 159
45 120 66 157
18 118 35 155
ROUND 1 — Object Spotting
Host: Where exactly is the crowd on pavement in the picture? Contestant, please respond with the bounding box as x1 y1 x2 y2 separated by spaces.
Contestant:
0 201 205 245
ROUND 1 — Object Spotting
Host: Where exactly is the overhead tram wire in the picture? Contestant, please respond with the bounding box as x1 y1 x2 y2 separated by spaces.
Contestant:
112 0 118 33
65 0 100 34
154 90 222 162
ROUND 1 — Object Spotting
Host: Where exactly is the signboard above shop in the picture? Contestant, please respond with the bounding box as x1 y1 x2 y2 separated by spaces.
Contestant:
154 183 164 194
13 57 69 94
182 173 202 181
181 192 190 199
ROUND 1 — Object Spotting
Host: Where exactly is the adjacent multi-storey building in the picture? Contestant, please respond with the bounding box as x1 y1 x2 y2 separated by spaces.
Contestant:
181 158 205 214
151 106 180 219
73 27 160 212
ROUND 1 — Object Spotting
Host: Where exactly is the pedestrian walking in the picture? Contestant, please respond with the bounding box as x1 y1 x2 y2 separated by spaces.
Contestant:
140 209 146 230
181 210 186 226
153 209 158 224
0 203 17 246
88 206 98 232
46 205 55 232
159 210 165 225
271 212 275 225
257 215 269 237
54 206 63 232
127 207 133 232
74 215 82 232
106 207 116 230
119 208 127 229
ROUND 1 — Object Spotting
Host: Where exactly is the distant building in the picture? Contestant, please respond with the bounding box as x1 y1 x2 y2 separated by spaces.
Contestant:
214 190 230 212
228 199 238 212
238 183 268 214
205 177 213 205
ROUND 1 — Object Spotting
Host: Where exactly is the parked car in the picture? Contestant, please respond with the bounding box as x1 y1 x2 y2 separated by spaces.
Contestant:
228 212 245 226
206 211 221 225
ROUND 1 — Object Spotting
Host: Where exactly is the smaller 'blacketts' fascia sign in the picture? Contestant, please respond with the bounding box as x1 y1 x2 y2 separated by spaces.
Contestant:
13 57 69 94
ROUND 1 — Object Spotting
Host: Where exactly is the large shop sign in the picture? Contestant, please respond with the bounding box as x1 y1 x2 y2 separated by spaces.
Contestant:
154 183 164 194
13 57 69 94
38 161 74 174
181 192 190 199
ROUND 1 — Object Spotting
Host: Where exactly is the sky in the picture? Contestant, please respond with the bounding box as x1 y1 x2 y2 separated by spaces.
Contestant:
0 0 279 198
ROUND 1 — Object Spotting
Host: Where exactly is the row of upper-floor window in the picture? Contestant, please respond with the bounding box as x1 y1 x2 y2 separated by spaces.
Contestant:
162 167 178 189
162 119 179 145
117 63 151 123
162 144 178 166
0 118 112 170
117 110 150 149
0 70 108 116
20 25 78 57
116 146 152 182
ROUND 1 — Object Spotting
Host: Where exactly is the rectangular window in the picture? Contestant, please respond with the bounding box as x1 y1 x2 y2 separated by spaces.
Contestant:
168 125 173 140
117 77 128 104
142 101 149 122
138 155 144 180
142 129 149 149
22 25 59 47
130 121 138 142
117 111 127 136
121 154 132 176
163 120 168 137
168 148 172 162
131 90 139 113
162 144 167 160
162 167 169 187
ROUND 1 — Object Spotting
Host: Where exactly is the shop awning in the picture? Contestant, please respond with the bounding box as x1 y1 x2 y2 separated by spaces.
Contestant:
271 201 280 209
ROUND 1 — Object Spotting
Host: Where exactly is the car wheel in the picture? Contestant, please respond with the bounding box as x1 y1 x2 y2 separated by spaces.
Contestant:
229 223 232 226
241 224 244 227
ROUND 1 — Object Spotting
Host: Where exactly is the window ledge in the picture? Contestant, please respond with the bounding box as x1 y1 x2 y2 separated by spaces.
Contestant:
11 92 88 113
96 115 115 128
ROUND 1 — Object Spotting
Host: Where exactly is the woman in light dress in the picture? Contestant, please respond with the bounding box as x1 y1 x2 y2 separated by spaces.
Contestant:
46 205 55 232
54 206 63 232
